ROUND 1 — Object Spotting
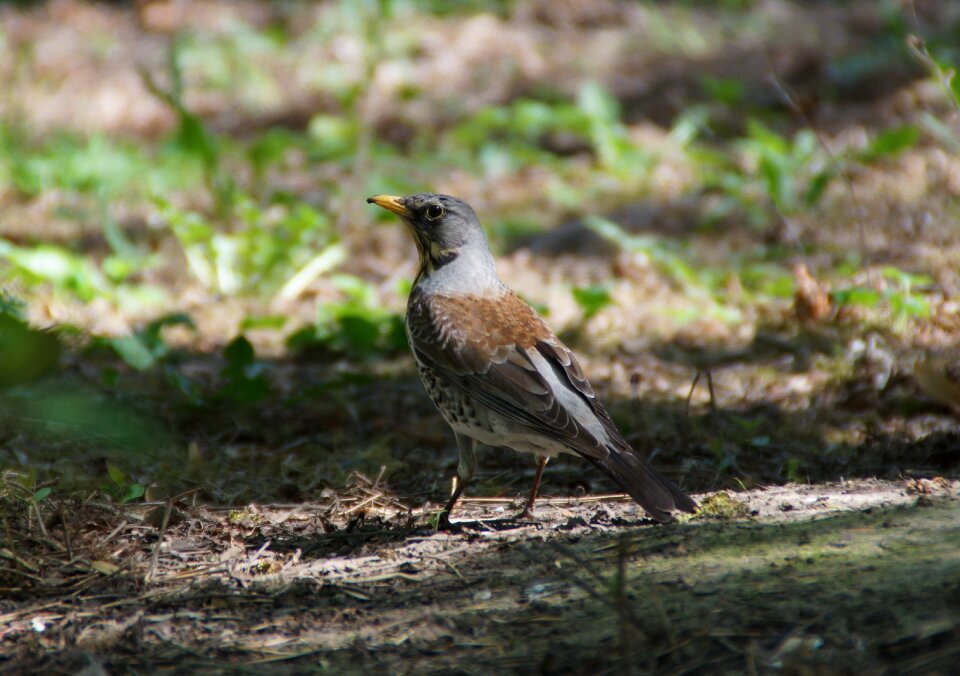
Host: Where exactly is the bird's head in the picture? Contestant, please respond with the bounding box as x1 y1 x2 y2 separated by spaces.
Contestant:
367 193 492 276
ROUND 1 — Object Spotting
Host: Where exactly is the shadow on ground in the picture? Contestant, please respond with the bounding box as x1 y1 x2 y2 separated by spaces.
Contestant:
3 486 958 674
3 320 958 508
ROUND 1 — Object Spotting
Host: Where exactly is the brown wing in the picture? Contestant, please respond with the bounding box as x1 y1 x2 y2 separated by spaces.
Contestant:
407 290 613 459
408 290 697 520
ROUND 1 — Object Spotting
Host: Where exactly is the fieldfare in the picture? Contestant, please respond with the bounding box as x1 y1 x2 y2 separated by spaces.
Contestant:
367 193 697 526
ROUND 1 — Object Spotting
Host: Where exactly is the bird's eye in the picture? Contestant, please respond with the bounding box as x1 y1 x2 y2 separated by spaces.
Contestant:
425 204 444 221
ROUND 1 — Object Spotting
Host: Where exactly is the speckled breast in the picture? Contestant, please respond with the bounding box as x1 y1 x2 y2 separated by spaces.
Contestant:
415 361 489 436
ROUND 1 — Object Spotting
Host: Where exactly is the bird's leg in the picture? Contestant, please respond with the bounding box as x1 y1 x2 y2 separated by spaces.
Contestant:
438 433 476 529
519 456 549 519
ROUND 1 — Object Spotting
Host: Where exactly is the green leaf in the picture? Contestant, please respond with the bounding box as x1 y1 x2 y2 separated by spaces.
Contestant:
239 315 287 331
583 216 704 292
141 313 195 357
176 110 219 170
758 155 789 211
122 483 145 504
307 114 358 160
918 113 960 154
832 287 882 308
745 120 790 156
107 462 126 486
0 311 62 388
881 266 933 288
163 365 203 406
222 372 269 403
383 315 409 352
11 383 167 453
792 129 817 161
700 75 746 105
669 104 710 147
248 128 297 177
109 335 156 371
0 242 106 301
804 170 834 207
338 315 381 352
786 457 804 482
762 274 796 299
578 81 619 125
572 285 613 321
34 487 52 502
860 125 920 162
889 292 930 319
948 67 960 107
220 336 269 402
224 336 255 369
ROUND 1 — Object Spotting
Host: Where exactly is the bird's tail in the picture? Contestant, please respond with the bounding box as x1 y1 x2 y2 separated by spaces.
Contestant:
586 447 697 522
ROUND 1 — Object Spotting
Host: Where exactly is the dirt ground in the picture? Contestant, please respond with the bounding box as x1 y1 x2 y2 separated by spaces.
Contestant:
2 478 959 674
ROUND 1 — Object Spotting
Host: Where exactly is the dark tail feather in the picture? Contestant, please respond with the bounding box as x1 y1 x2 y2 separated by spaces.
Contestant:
587 447 697 522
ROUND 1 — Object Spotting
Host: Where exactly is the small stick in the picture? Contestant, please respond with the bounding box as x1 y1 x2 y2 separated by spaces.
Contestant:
686 369 716 413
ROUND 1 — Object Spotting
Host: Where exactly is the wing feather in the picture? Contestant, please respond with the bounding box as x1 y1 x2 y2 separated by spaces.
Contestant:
408 292 613 458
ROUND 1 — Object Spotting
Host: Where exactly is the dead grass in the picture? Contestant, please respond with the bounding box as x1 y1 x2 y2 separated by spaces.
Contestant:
2 478 958 673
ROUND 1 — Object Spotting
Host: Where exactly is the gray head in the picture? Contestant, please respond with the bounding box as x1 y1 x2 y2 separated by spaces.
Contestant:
367 192 503 294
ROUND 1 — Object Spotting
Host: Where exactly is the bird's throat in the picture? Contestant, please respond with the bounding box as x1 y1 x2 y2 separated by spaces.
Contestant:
414 238 459 283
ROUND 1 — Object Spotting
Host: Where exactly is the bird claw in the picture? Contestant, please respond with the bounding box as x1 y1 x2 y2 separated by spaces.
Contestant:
434 511 462 532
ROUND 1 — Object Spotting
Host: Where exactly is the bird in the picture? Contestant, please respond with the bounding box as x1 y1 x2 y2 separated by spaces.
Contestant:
367 193 697 527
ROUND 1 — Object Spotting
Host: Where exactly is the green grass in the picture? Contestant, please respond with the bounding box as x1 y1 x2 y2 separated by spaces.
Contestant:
0 0 957 505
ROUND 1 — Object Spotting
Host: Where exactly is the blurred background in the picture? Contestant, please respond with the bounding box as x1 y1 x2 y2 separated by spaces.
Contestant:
1 0 959 505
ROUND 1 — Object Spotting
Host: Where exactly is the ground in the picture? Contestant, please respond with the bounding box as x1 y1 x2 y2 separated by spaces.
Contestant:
3 478 959 673
2 0 960 673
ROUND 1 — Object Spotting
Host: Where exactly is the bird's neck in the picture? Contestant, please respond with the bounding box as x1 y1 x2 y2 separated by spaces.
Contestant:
412 244 505 297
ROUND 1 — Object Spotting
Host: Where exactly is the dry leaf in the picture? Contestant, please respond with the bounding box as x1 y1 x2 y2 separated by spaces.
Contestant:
793 262 831 325
91 560 120 575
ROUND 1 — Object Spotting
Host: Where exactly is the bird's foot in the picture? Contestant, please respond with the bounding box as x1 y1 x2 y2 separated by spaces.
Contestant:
515 507 537 521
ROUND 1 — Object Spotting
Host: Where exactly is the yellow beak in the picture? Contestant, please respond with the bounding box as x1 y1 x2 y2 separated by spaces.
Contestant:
367 195 413 219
